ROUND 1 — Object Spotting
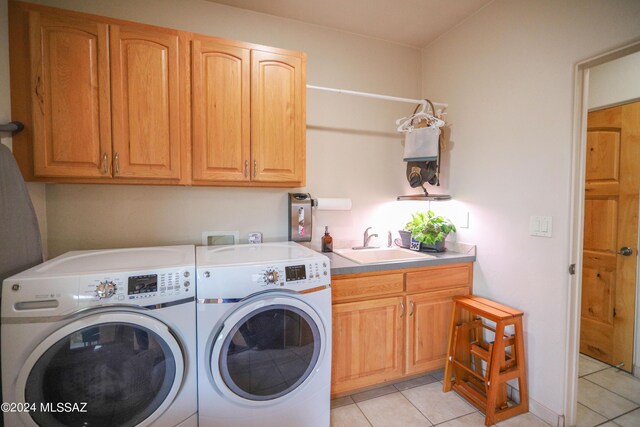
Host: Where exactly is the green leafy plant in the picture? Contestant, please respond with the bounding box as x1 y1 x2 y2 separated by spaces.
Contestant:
404 210 456 245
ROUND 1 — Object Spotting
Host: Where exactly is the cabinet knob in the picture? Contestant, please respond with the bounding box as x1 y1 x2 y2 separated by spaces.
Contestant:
400 302 405 317
409 300 415 316
618 247 633 256
244 160 248 178
253 160 257 178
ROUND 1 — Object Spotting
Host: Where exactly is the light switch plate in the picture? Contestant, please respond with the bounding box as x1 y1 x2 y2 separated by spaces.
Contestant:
529 216 552 237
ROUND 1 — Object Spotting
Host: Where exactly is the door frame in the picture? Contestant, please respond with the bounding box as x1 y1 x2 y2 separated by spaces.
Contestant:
565 39 640 427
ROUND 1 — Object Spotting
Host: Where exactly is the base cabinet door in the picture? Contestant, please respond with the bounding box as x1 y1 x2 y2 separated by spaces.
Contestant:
406 287 470 375
332 296 404 395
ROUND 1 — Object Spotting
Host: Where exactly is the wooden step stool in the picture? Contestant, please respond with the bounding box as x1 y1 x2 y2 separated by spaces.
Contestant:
443 295 528 426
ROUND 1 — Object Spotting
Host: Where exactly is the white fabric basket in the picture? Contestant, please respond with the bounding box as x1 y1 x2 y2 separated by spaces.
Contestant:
403 126 440 161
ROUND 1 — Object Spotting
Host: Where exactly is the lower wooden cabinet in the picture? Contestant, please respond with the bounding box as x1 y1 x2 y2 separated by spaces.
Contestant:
331 262 472 397
406 287 470 375
332 296 404 395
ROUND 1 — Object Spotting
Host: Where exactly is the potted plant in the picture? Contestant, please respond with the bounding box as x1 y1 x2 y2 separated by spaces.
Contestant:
400 210 456 252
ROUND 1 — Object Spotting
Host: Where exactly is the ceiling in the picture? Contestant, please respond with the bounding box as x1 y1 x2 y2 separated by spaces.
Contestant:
205 0 493 48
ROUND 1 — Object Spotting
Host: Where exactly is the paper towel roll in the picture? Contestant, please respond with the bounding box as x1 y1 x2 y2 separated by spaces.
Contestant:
315 198 352 211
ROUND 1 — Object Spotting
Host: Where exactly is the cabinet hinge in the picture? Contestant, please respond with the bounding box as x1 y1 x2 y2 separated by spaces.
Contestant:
568 264 576 275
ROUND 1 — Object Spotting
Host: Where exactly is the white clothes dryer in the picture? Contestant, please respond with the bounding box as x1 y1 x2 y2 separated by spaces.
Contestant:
196 242 331 427
1 245 197 427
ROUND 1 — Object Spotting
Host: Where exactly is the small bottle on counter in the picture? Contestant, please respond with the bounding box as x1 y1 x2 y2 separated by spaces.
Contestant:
321 226 333 252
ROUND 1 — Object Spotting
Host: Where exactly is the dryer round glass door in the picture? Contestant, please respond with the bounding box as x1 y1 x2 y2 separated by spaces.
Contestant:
212 296 326 402
15 311 185 427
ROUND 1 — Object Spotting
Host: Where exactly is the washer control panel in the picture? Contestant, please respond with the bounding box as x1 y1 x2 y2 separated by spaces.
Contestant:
80 268 193 305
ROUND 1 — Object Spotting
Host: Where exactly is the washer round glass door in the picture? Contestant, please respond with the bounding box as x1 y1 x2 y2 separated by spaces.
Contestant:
16 311 185 427
212 295 326 402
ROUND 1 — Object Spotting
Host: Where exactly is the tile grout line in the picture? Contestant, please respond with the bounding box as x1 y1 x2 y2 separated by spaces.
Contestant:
601 406 640 426
402 383 490 426
582 376 640 407
433 409 490 426
352 399 377 427
577 380 640 423
395 388 437 426
579 365 611 378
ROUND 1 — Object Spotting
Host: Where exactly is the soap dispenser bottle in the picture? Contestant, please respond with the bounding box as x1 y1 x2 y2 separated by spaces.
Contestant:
321 226 333 252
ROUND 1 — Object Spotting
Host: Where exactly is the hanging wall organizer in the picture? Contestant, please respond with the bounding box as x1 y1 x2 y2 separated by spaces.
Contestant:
306 85 451 201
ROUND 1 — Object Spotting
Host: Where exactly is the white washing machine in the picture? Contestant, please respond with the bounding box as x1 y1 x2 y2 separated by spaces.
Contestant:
1 245 197 427
196 242 331 427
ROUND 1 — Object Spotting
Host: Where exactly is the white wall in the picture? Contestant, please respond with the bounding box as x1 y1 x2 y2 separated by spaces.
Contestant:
14 0 422 257
421 0 640 422
588 51 640 110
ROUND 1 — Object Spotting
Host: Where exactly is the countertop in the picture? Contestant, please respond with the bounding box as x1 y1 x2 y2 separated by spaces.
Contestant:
322 242 476 276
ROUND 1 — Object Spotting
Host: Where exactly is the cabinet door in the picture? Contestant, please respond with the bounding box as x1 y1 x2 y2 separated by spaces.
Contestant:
406 287 470 375
332 296 404 395
29 11 111 178
110 25 181 179
192 39 250 182
251 50 305 184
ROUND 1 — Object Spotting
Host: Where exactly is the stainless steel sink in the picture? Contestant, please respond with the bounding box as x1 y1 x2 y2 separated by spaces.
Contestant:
333 247 435 264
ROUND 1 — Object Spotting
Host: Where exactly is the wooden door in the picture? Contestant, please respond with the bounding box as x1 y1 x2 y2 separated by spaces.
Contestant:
192 39 250 182
29 11 111 178
581 102 640 372
250 50 305 184
406 287 470 375
110 24 181 180
332 296 404 395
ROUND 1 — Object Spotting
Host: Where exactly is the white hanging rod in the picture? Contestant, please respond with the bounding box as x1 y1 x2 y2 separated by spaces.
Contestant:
306 84 448 111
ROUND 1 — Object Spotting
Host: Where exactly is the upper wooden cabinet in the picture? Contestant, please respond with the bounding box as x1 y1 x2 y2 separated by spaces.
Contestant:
191 37 306 186
10 1 306 187
251 50 305 184
28 11 111 179
110 25 183 180
191 39 251 182
11 3 187 184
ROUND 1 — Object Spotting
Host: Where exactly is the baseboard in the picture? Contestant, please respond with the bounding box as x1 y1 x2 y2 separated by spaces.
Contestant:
634 364 640 379
507 384 563 426
528 398 564 427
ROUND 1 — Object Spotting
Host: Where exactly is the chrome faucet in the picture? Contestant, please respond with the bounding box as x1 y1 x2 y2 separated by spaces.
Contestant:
353 227 378 250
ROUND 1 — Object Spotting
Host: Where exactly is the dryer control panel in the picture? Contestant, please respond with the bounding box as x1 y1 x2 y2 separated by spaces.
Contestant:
198 258 330 300
257 260 330 289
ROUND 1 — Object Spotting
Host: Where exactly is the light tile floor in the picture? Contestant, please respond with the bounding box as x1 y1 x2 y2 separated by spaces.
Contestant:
330 370 549 427
331 356 640 426
576 354 640 427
